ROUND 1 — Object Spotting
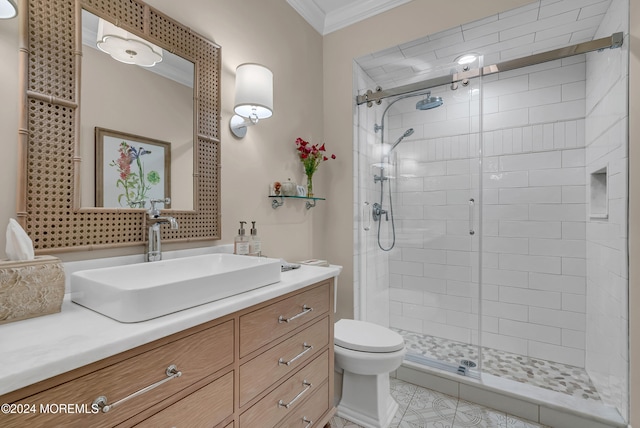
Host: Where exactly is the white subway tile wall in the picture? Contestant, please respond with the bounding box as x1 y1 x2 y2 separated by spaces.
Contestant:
584 0 629 417
382 56 589 368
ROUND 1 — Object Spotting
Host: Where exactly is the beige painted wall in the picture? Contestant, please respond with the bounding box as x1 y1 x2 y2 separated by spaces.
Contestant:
132 0 328 264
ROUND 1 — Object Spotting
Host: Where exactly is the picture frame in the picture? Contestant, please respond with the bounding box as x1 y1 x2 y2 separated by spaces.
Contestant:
95 127 171 209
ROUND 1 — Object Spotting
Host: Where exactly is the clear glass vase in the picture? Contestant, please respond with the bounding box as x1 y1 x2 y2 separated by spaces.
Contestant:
306 173 314 198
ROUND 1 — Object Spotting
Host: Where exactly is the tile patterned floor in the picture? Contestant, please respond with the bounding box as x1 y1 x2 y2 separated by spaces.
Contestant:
395 329 601 402
330 378 550 428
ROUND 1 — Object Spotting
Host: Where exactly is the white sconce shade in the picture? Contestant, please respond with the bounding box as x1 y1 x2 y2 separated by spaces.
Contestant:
96 18 163 67
230 63 273 138
0 0 17 19
234 63 273 119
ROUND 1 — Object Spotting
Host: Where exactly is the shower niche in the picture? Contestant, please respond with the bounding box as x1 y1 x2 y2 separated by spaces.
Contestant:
590 166 608 219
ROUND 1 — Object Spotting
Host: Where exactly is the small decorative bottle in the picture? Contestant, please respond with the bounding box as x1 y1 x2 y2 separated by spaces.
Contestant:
249 221 261 257
234 221 249 255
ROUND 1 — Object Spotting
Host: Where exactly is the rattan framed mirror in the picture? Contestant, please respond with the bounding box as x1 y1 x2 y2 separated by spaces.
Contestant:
17 0 221 253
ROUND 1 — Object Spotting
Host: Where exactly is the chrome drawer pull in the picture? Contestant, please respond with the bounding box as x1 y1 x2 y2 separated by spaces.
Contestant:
303 417 313 428
278 305 313 323
278 343 313 366
278 380 312 409
93 365 182 413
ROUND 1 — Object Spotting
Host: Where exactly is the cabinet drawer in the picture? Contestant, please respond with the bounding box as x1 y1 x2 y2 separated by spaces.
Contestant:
239 350 329 428
240 316 329 407
5 320 233 428
240 283 329 357
135 371 233 428
278 381 329 428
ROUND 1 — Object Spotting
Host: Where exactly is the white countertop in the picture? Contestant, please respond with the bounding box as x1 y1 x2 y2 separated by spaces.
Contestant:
0 252 341 396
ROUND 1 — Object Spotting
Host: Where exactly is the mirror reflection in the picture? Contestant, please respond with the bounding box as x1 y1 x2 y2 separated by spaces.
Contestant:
80 9 195 210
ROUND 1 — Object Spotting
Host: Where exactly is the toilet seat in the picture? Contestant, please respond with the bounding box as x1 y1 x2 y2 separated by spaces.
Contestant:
334 319 404 353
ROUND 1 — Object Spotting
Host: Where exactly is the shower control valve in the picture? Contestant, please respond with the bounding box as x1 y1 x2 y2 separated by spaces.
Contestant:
372 203 388 221
374 174 388 183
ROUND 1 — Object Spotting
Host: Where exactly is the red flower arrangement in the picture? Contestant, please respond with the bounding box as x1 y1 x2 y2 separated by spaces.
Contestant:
295 137 336 197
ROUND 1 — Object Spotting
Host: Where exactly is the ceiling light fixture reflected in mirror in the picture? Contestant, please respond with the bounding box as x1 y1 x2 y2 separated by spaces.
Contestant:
97 18 163 67
0 0 17 19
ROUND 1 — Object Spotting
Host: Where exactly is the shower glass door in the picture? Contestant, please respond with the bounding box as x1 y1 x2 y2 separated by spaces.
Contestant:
355 61 484 377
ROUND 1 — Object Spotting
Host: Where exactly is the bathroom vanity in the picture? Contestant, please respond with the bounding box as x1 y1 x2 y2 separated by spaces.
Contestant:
0 263 340 428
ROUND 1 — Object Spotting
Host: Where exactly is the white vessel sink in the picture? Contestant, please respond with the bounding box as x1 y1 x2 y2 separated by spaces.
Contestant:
71 254 282 322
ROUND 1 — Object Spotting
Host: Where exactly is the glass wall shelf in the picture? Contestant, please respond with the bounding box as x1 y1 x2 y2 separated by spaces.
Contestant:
268 195 325 209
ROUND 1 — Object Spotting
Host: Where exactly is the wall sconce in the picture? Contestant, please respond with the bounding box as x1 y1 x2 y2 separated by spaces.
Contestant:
96 18 163 67
0 0 17 19
230 63 273 138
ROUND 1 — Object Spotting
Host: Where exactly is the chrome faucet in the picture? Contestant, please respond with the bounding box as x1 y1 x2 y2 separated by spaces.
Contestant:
146 198 179 262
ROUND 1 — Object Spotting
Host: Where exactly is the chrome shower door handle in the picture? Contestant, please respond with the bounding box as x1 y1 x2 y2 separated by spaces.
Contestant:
469 198 475 235
363 202 371 231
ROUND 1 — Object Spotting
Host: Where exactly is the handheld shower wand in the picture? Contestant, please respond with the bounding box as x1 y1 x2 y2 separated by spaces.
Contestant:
388 128 414 153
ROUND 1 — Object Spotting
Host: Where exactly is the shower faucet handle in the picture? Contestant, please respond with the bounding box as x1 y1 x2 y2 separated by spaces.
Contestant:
374 174 388 183
372 203 388 221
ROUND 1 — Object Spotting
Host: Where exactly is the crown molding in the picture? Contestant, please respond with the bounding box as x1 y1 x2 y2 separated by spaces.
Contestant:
287 0 411 35
324 0 411 35
286 0 326 34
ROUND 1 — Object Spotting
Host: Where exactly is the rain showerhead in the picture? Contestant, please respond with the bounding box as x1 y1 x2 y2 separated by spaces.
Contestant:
416 92 443 110
388 128 414 153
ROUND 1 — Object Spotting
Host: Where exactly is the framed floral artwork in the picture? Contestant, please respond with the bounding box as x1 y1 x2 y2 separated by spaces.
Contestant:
95 128 171 209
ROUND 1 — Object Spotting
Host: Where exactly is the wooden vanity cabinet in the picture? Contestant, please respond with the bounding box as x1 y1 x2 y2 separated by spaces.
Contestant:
0 279 335 428
237 281 334 428
0 319 235 428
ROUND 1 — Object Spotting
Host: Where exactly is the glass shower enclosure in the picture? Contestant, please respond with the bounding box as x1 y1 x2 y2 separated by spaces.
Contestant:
353 3 629 421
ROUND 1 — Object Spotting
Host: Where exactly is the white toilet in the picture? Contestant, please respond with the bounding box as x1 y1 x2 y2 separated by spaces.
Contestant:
334 319 406 428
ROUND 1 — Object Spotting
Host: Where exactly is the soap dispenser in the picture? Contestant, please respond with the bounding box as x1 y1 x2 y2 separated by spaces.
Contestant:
234 221 249 255
249 221 261 257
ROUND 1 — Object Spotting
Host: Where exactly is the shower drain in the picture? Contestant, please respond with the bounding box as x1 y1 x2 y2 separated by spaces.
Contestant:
457 359 477 375
460 359 477 368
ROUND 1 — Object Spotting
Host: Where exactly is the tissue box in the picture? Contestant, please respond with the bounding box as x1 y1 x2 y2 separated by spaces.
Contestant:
0 256 65 325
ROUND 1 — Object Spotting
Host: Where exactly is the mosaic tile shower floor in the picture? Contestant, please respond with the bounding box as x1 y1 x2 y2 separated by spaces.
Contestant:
395 329 601 402
330 378 549 428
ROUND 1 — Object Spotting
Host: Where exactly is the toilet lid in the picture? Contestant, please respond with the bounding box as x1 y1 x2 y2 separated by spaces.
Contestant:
334 319 404 353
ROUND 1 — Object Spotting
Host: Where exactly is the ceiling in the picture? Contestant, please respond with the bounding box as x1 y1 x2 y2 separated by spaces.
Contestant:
286 0 411 35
